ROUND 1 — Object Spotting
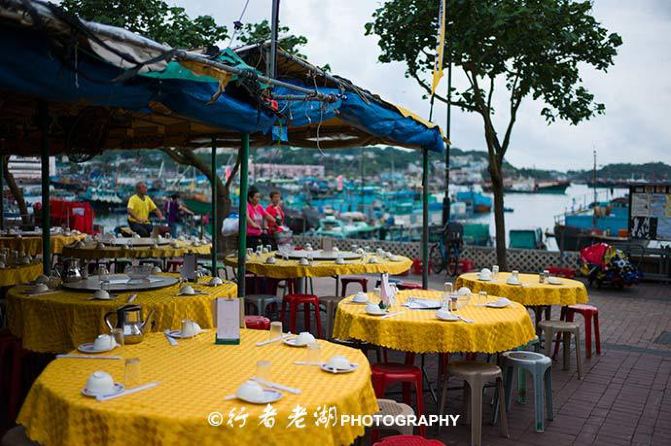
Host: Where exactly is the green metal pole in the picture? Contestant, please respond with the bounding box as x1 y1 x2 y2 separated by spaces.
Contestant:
237 133 250 298
211 138 217 276
0 154 4 232
38 102 51 275
422 147 429 289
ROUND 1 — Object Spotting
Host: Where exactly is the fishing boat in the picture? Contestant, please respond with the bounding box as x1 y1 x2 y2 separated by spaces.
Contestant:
309 215 381 239
483 178 570 194
455 190 492 213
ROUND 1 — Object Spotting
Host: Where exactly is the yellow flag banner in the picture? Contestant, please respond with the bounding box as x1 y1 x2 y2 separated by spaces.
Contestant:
431 0 447 95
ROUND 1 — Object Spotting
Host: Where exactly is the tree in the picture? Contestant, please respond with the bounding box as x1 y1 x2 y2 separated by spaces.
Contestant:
366 0 622 267
61 0 310 249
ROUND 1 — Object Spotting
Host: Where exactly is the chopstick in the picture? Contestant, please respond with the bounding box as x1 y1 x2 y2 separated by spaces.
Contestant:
381 311 404 319
252 377 301 395
56 354 122 360
255 334 291 347
97 382 159 401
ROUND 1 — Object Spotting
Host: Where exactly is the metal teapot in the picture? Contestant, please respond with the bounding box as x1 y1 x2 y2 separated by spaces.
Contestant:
104 304 155 344
63 259 82 283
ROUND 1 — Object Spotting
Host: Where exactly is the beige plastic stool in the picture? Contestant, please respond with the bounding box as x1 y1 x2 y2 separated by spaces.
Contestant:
538 320 583 379
439 361 509 446
319 295 345 338
375 398 415 436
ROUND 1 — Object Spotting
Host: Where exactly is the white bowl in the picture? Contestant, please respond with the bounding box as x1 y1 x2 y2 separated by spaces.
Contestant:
209 277 223 286
295 332 315 346
299 259 309 266
457 287 471 296
352 292 368 303
368 257 379 264
32 283 49 293
85 371 115 396
365 303 384 315
332 247 339 252
478 273 492 281
181 320 201 337
180 285 196 295
326 355 350 370
266 257 277 264
152 266 162 274
35 274 49 285
93 334 116 351
335 258 345 265
547 277 562 285
236 380 265 403
93 289 111 300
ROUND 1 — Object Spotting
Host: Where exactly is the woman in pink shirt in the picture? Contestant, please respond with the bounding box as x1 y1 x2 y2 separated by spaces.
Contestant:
265 190 285 237
246 186 275 250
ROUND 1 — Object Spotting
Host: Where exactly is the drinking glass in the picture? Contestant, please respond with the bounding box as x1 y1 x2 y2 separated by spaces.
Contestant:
111 328 124 347
441 282 453 309
98 265 110 281
256 360 271 382
266 244 273 253
492 265 499 279
269 321 283 340
246 248 254 258
478 291 488 305
306 342 321 365
124 358 141 388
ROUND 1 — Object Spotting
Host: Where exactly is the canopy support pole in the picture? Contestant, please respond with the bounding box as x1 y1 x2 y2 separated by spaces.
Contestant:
237 134 250 298
0 153 4 231
442 50 453 226
422 147 429 289
211 138 218 276
38 102 50 275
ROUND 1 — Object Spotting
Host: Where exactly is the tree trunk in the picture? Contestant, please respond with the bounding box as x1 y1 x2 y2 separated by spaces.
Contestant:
489 167 508 270
2 156 31 227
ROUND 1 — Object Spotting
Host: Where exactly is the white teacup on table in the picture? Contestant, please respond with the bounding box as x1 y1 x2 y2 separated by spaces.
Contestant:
299 257 309 266
30 283 50 294
547 276 562 285
478 268 492 281
506 271 521 285
321 355 357 373
179 284 196 295
92 289 112 300
235 380 282 404
436 308 459 321
368 256 379 264
78 334 117 353
284 331 315 347
365 303 385 316
352 291 368 304
457 287 472 296
180 320 201 338
265 256 277 265
82 371 124 398
209 277 223 286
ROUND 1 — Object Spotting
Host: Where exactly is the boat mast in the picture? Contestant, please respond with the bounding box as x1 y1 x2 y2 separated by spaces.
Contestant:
592 148 597 226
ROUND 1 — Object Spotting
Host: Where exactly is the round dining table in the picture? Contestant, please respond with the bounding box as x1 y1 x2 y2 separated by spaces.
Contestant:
455 272 589 306
61 240 211 260
224 251 412 279
333 290 536 354
0 262 43 287
17 329 378 446
6 275 236 353
0 232 86 256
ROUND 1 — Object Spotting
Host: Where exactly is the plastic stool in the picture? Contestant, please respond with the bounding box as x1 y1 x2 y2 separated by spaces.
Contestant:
245 295 282 318
557 304 601 359
319 295 345 338
371 362 425 436
513 336 540 404
439 360 509 446
547 266 576 279
497 351 553 432
280 294 323 337
340 277 368 297
244 315 271 330
396 281 423 291
539 320 583 379
373 435 445 445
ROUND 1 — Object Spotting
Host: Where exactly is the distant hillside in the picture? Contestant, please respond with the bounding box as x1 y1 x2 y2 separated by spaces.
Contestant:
568 162 671 183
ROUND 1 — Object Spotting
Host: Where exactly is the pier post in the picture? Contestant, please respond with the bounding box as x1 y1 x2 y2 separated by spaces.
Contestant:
237 133 250 298
211 139 217 276
422 147 429 289
38 102 50 275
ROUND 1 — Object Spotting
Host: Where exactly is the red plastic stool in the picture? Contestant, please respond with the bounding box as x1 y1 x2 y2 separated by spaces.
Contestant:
0 330 24 428
280 294 323 337
460 258 475 273
340 277 368 297
371 363 426 436
166 259 183 272
547 266 576 279
397 281 423 291
244 315 271 330
374 435 445 445
556 304 601 359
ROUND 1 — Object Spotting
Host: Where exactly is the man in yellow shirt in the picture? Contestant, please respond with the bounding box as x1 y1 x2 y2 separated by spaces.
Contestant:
127 182 163 237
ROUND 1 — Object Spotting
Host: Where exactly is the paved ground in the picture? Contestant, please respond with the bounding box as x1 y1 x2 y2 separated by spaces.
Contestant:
297 272 671 445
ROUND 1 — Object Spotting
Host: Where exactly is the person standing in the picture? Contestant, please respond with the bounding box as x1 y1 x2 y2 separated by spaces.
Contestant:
127 182 163 237
165 193 194 237
246 186 275 250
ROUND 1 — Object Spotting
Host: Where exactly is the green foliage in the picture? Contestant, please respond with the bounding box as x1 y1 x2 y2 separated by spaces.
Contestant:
237 19 308 58
61 0 228 48
365 0 622 126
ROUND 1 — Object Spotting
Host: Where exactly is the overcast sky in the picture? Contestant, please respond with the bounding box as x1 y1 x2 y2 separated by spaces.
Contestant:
170 0 670 171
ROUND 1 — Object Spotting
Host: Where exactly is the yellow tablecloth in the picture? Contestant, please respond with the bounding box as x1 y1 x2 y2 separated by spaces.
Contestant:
7 275 236 353
333 290 535 354
0 262 43 287
18 330 378 446
456 272 589 306
225 251 412 278
61 241 211 260
0 233 86 256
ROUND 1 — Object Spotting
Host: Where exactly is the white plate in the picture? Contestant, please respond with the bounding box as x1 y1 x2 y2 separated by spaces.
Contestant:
404 298 442 310
547 279 562 285
166 329 202 339
506 280 521 286
282 338 310 348
485 299 511 308
365 310 386 316
77 342 117 354
478 277 492 281
436 312 460 321
238 389 283 404
320 363 358 374
81 383 125 398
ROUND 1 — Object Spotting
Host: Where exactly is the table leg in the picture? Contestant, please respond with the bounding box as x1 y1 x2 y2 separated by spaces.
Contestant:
420 354 439 405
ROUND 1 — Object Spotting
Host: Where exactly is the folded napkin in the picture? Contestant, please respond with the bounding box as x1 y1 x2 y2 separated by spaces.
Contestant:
403 298 441 309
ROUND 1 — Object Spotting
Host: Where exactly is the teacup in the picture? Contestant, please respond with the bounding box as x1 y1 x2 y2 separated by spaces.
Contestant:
368 257 378 264
326 355 350 370
478 268 492 280
547 276 561 285
0 262 5 268
209 277 223 286
457 287 471 296
181 319 201 337
133 233 141 239
192 241 201 247
178 235 186 241
262 247 269 254
236 380 265 402
96 242 106 249
152 266 162 274
32 283 49 293
21 256 31 264
376 248 385 257
299 258 309 266
332 247 339 252
436 308 457 320
352 292 368 303
93 289 111 300
171 241 179 248
93 334 116 351
305 244 313 251
85 371 115 396
180 284 196 295
365 303 384 315
335 257 345 265
266 256 277 264
295 331 316 346
35 274 49 285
